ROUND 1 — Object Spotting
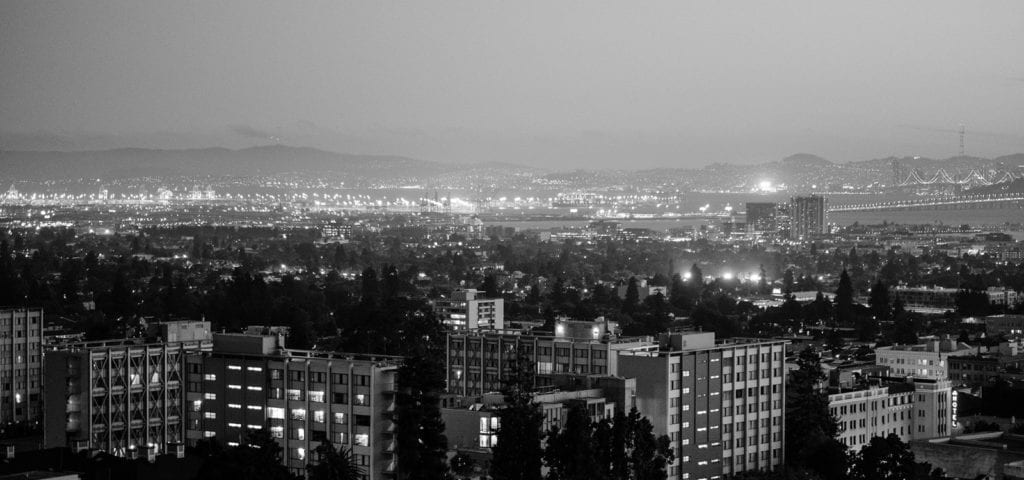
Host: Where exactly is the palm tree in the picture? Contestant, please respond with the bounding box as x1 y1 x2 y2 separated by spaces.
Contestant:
306 441 364 480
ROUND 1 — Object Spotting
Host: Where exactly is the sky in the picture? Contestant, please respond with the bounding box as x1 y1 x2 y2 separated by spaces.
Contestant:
2 1 1023 169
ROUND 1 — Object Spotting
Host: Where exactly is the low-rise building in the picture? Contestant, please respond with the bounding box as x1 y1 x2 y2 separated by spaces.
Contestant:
875 337 973 380
986 315 1024 338
185 332 400 479
445 329 653 397
434 289 504 330
828 376 953 452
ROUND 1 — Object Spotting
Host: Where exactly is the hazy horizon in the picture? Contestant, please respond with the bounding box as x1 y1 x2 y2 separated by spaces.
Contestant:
3 1 1024 169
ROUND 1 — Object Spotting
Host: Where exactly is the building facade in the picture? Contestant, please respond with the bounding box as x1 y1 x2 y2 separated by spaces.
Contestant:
828 377 953 452
43 335 213 456
618 332 788 480
186 333 400 479
875 338 974 380
0 307 44 424
445 330 653 396
434 289 504 330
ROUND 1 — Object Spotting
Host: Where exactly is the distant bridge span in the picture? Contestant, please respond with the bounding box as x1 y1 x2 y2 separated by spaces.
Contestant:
829 192 1024 212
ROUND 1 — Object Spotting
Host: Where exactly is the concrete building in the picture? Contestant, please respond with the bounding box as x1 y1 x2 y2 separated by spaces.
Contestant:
185 332 400 479
745 202 780 234
43 327 214 456
617 332 788 480
875 337 974 380
445 329 653 397
0 308 44 424
828 377 953 452
986 315 1024 338
789 195 826 240
442 376 633 457
434 289 504 330
948 341 1024 386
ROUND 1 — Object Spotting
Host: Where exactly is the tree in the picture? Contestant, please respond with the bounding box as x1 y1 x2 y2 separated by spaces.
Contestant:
848 434 930 480
544 402 601 480
396 312 449 480
306 441 364 480
491 354 544 480
835 269 854 326
783 268 795 296
785 348 848 479
622 277 640 314
669 273 692 311
868 280 891 321
450 453 477 478
480 274 500 298
195 429 300 480
758 264 769 294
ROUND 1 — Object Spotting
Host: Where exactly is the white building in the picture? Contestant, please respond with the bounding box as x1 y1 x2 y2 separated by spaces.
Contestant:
434 289 504 330
829 378 953 452
875 337 974 380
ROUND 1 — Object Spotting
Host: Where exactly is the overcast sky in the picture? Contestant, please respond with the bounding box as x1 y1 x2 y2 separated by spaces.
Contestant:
2 1 1023 169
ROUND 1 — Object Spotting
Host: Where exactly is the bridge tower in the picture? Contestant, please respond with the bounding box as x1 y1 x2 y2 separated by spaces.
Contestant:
959 124 966 157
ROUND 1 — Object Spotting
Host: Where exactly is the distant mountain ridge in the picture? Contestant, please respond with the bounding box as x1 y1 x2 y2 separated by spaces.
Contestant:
1 145 1021 190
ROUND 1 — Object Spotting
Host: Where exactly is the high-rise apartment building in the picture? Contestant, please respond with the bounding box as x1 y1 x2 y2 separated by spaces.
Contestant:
617 332 788 480
0 307 44 424
445 329 653 396
434 289 504 330
186 332 400 479
43 325 214 456
788 195 826 240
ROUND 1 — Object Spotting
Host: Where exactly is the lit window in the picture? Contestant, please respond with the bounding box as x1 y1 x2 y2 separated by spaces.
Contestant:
204 374 217 381
354 434 369 446
313 410 325 423
228 422 242 428
228 385 242 390
227 441 239 447
333 413 346 424
228 365 242 371
228 403 242 409
287 389 303 400
247 424 262 430
248 405 262 411
267 407 285 419
270 426 284 438
204 412 216 419
247 386 263 391
354 394 367 406
309 391 325 402
291 409 306 421
204 431 215 438
192 400 202 412
247 366 263 372
204 393 217 400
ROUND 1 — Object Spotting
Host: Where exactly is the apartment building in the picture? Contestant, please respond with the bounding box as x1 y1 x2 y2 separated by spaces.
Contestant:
445 329 653 396
828 377 953 452
0 307 44 424
618 332 788 480
43 328 214 456
875 337 973 380
186 332 400 479
434 289 504 330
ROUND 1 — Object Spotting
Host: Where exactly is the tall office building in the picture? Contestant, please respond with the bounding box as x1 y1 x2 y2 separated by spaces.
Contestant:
186 332 400 479
744 203 780 234
434 289 504 330
789 195 826 240
618 332 788 480
43 323 214 456
0 307 44 424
